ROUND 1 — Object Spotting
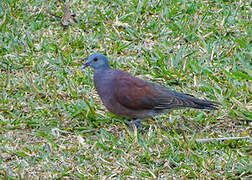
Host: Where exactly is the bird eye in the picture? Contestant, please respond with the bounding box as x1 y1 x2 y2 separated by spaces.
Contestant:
93 58 98 62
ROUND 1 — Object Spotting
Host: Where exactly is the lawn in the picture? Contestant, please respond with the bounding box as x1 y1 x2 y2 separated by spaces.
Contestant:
0 0 251 179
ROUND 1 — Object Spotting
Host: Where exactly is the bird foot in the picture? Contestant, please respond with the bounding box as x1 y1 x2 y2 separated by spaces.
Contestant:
129 119 142 132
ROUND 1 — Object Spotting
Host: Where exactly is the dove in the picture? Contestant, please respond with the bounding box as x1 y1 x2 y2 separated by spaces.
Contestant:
81 53 219 130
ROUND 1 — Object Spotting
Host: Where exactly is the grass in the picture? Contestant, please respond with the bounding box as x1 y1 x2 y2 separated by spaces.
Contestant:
0 0 251 178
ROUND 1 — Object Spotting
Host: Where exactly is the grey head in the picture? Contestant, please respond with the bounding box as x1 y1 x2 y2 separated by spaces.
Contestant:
81 53 110 70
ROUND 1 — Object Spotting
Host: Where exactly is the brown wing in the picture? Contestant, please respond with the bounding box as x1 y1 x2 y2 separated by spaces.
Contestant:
113 70 219 111
113 70 161 110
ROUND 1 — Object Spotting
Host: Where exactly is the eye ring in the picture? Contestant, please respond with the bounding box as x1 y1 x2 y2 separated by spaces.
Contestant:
93 58 98 62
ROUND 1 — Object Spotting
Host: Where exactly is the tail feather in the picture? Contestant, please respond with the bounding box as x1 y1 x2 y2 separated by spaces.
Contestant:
153 89 220 111
182 94 219 110
190 98 219 110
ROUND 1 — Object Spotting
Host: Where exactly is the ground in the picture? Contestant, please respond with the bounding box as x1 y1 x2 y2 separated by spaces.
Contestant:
0 0 251 179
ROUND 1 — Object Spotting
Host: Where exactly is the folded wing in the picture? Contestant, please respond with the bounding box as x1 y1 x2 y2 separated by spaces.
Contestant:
113 70 219 111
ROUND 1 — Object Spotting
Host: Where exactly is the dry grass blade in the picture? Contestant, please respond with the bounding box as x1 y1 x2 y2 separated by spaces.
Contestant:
196 136 250 143
46 0 77 28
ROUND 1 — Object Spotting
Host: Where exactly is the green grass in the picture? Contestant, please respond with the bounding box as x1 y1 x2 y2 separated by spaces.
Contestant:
0 0 251 178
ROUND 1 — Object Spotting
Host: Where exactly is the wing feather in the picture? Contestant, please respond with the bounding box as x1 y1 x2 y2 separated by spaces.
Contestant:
112 70 219 111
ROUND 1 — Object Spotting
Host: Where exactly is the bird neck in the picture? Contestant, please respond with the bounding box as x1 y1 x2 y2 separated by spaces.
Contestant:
94 66 111 74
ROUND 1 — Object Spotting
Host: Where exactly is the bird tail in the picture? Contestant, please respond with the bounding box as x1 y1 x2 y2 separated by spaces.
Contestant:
181 93 219 110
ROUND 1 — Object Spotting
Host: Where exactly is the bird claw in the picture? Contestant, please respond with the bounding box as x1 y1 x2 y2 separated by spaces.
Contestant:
129 119 142 132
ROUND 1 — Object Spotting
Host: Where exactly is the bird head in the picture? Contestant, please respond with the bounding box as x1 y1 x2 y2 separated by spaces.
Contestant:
81 53 110 70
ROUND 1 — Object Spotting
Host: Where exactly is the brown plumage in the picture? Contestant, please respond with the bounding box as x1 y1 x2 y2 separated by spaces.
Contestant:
81 53 219 130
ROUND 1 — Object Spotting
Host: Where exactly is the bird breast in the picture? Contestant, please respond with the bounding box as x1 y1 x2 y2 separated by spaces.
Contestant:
93 70 115 107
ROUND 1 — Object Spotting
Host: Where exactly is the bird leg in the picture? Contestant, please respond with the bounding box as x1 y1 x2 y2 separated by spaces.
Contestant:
129 119 142 132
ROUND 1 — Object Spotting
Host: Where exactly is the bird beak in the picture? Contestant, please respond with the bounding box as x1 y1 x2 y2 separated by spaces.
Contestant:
80 62 90 69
